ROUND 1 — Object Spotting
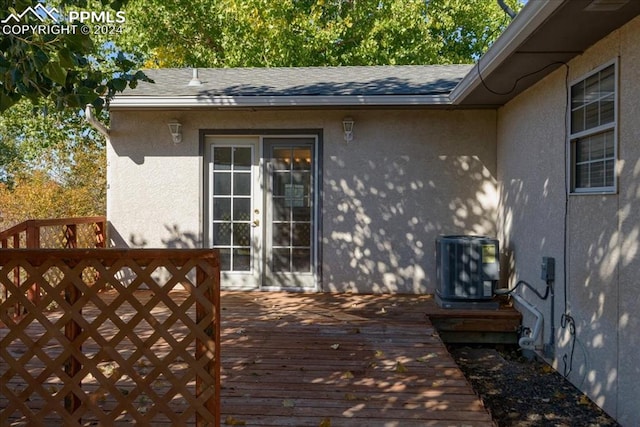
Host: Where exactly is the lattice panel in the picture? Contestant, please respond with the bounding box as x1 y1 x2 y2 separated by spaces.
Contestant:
0 249 220 427
37 223 104 249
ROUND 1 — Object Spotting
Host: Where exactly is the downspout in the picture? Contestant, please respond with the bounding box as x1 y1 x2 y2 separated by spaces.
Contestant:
511 292 543 351
84 105 110 138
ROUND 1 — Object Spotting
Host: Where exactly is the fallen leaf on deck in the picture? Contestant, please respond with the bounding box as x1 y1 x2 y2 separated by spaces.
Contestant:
282 399 295 407
225 416 247 425
395 361 408 373
341 371 354 379
374 350 385 358
319 418 331 427
344 392 357 401
330 343 340 350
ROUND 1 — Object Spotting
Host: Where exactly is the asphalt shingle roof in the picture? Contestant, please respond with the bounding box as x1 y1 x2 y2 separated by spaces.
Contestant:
121 65 473 98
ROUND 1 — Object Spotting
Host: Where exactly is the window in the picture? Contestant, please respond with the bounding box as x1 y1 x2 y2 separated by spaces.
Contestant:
569 62 617 193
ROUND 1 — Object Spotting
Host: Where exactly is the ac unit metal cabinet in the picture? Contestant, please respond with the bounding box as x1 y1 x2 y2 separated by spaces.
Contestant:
436 235 500 302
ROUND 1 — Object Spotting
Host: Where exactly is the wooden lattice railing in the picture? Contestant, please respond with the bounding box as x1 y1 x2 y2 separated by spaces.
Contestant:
0 249 220 427
0 216 106 250
0 217 107 312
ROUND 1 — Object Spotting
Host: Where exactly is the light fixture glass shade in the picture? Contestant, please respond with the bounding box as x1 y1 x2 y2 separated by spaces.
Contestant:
342 117 354 142
168 120 182 144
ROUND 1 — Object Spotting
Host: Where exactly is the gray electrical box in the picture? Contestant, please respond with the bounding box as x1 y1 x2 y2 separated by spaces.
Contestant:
541 256 555 281
436 235 500 309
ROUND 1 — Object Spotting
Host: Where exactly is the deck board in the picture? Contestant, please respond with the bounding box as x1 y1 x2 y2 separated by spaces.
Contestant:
2 291 497 426
219 292 495 426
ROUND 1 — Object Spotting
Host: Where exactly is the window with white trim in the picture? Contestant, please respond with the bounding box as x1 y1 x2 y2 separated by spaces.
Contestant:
569 62 617 193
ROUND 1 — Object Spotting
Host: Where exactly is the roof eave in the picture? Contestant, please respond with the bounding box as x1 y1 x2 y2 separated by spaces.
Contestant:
109 94 454 109
450 0 564 105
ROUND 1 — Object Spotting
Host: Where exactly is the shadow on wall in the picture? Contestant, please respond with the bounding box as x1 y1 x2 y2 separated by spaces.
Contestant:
499 156 639 419
108 223 201 249
323 153 497 294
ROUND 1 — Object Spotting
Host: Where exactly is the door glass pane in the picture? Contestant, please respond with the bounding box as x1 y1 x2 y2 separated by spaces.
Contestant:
233 198 251 220
273 172 290 196
273 198 290 221
213 199 231 220
292 249 311 272
234 147 252 170
219 249 231 271
214 173 231 195
273 248 290 271
213 223 231 245
292 223 311 246
273 223 291 246
234 249 251 271
272 148 291 170
293 203 311 221
234 173 251 196
233 223 251 247
214 147 232 170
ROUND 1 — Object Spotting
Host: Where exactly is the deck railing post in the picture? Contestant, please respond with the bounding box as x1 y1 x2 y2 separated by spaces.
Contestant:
195 261 220 427
25 222 40 305
64 277 82 423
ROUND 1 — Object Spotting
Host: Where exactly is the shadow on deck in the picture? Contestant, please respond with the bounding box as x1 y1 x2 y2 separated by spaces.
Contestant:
219 292 506 426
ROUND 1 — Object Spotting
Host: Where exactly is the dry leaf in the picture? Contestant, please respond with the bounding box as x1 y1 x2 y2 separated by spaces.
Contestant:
395 361 408 373
374 350 385 358
330 343 340 350
319 418 331 427
540 364 554 374
341 371 354 379
225 416 247 425
344 392 358 401
578 395 591 405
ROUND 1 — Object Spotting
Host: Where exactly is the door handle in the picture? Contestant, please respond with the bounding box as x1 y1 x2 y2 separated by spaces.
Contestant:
252 219 260 227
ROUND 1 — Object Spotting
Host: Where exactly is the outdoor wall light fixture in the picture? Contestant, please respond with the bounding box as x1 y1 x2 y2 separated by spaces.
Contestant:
342 117 354 143
168 120 182 144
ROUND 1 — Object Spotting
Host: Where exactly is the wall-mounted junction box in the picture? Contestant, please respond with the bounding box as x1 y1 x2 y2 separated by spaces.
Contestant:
541 257 555 282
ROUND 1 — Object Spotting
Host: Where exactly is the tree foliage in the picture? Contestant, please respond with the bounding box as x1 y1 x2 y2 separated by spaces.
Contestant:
118 0 521 68
0 0 149 112
0 99 106 228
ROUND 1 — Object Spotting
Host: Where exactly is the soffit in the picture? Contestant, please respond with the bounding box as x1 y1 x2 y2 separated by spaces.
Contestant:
455 0 640 106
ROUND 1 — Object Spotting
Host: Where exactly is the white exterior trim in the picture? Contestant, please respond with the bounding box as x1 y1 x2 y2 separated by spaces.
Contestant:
109 94 453 109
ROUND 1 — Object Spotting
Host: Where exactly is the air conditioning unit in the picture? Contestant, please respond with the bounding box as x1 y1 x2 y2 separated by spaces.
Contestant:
435 235 500 309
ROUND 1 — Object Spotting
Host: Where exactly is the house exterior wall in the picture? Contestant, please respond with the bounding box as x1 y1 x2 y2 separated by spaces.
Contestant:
107 108 497 294
497 16 640 425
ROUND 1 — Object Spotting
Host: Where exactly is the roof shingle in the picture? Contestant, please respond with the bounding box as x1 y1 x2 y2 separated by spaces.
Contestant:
121 65 473 98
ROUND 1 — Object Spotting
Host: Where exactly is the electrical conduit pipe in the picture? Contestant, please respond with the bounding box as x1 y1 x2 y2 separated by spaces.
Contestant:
511 292 543 350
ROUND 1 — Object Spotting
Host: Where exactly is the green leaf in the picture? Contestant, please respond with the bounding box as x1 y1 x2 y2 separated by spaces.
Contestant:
109 78 127 92
58 48 76 69
0 92 19 112
43 62 68 85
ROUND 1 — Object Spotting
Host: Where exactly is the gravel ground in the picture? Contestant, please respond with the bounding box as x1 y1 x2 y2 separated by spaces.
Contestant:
450 346 619 427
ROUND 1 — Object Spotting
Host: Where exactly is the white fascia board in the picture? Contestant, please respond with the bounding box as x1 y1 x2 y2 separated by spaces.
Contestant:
449 0 566 104
109 94 452 109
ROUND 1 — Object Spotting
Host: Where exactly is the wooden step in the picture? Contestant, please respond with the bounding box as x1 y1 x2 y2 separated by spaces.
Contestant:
426 297 522 344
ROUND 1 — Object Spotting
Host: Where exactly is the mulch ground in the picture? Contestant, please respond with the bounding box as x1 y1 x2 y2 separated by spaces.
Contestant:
450 346 619 427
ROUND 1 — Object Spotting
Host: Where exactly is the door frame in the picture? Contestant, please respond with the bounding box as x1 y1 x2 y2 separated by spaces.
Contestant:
200 129 323 291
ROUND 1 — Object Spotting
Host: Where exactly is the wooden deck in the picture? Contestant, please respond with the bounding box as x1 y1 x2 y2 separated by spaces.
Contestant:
219 292 496 426
2 291 501 426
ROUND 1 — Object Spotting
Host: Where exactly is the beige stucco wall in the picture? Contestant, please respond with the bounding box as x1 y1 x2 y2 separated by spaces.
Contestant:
108 108 497 294
497 16 640 425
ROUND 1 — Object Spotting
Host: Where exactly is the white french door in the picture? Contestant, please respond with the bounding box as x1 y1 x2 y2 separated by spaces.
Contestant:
206 135 318 290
